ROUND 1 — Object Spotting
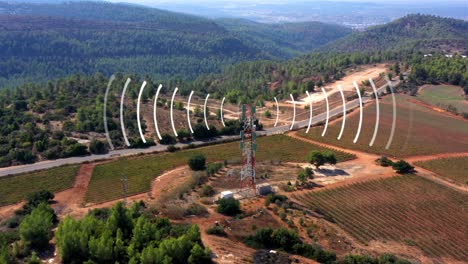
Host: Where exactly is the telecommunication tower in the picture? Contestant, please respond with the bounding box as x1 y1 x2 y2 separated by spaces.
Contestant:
240 105 257 194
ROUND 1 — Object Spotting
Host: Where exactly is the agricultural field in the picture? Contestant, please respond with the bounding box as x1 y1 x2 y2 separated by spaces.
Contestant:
298 94 468 157
0 165 79 206
85 135 355 203
416 156 468 185
293 175 468 262
417 84 467 113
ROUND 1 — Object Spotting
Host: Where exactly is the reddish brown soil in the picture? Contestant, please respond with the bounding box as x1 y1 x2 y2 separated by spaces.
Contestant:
51 163 94 217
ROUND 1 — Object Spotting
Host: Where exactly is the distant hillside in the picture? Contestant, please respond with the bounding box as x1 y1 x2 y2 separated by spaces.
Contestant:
216 18 351 58
322 14 468 53
0 1 349 87
189 15 468 103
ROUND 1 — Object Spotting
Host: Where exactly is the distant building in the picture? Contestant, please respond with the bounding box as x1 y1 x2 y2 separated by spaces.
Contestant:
219 191 234 200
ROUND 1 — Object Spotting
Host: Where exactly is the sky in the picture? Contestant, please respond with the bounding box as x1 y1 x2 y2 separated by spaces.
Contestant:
109 0 468 4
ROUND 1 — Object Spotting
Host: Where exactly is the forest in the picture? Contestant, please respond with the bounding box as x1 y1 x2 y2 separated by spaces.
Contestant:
322 14 468 53
0 10 467 167
0 1 350 88
0 193 211 264
0 51 466 167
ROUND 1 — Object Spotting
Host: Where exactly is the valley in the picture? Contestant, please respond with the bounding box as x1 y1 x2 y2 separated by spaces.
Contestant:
0 3 467 264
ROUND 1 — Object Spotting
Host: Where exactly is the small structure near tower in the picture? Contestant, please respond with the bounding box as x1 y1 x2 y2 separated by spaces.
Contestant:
240 104 257 195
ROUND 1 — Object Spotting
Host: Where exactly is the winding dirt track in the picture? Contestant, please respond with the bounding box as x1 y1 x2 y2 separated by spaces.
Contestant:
288 131 468 193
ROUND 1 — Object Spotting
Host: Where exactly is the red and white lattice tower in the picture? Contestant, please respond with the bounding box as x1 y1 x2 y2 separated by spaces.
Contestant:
240 105 257 194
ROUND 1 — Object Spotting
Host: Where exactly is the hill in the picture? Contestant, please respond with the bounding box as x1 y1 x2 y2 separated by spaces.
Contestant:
322 14 468 53
0 1 350 87
191 15 468 103
215 18 351 59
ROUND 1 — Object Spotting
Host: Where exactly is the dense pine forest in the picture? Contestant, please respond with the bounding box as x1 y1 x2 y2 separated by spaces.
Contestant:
0 1 350 87
1 52 466 167
321 14 468 53
0 3 467 168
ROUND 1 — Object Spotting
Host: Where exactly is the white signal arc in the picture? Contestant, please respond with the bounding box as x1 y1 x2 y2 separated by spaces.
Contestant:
353 81 363 144
120 78 131 147
385 78 397 150
274 97 279 127
137 81 147 143
103 75 115 150
153 84 163 140
337 85 346 140
305 91 313 133
170 87 179 137
321 88 329 137
204 94 210 130
220 97 226 127
187 90 194 134
289 94 296 130
369 78 380 147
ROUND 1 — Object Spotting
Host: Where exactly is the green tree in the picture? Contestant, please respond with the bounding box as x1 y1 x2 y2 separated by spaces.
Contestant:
88 230 115 262
304 167 314 179
106 202 133 239
89 139 109 154
307 151 326 169
188 154 206 171
216 197 240 216
160 134 177 145
19 203 54 250
177 129 191 142
323 151 337 165
297 171 307 185
188 244 211 264
392 160 415 174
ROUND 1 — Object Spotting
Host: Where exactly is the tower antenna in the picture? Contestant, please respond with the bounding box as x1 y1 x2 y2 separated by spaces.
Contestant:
240 104 257 196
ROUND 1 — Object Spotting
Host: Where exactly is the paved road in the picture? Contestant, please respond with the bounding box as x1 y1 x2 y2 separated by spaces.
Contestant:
0 81 397 177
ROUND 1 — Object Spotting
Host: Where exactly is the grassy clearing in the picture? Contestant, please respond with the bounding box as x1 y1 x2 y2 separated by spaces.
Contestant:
298 94 468 157
418 85 467 113
294 175 468 261
416 156 468 185
85 135 355 203
0 165 79 207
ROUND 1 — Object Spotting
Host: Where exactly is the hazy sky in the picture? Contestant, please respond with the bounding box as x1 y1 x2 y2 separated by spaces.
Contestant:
109 0 468 4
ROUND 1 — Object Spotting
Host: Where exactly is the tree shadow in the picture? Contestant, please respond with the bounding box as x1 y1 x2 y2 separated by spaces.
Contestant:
316 168 349 177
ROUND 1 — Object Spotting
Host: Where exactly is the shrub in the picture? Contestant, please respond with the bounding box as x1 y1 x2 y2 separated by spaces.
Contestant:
25 190 54 208
376 156 393 167
338 254 378 264
216 197 240 216
160 134 177 145
167 145 179 152
297 171 307 185
265 194 287 206
89 139 108 154
185 203 208 216
392 160 415 174
206 225 226 236
304 167 314 179
202 185 215 197
188 154 206 171
206 162 223 176
245 227 336 263
176 129 191 142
